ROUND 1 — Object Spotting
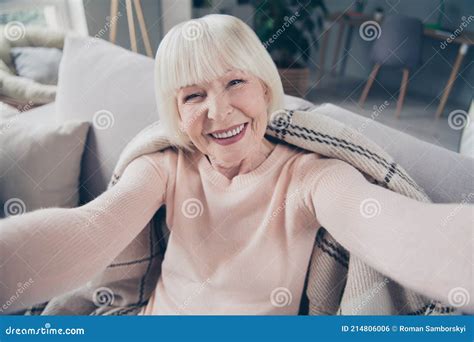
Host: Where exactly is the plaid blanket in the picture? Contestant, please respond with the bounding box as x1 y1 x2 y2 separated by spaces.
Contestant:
26 108 456 316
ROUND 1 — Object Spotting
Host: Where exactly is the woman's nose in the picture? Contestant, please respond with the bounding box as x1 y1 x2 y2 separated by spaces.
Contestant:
207 94 232 121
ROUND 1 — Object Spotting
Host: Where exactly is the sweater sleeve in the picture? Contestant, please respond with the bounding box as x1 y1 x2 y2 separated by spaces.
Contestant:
0 154 167 314
310 160 473 313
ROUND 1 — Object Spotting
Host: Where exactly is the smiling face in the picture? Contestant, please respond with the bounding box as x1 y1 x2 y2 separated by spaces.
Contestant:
176 69 271 165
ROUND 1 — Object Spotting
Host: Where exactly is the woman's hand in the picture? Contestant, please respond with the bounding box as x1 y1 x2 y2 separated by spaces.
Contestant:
0 155 166 314
311 160 473 313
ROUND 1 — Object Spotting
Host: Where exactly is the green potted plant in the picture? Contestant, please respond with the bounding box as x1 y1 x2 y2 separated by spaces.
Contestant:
253 0 328 97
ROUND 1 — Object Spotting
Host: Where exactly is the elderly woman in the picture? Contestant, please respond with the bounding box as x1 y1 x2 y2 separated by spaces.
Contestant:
0 15 471 316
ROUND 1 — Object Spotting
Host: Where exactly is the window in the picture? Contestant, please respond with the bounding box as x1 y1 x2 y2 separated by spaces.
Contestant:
0 0 88 35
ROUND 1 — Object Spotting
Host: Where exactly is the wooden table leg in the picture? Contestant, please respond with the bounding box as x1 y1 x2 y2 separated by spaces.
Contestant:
133 0 153 57
316 23 331 87
125 0 137 53
358 63 380 108
109 0 119 43
396 68 410 119
435 43 469 119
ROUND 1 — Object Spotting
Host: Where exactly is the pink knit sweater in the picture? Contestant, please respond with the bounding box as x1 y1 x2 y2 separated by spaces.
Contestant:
0 144 471 314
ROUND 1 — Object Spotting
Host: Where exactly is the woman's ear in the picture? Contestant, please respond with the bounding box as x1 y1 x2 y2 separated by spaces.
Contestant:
262 82 271 105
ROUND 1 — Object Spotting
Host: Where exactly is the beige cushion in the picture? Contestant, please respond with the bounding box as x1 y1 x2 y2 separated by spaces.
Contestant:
0 118 89 217
56 36 157 203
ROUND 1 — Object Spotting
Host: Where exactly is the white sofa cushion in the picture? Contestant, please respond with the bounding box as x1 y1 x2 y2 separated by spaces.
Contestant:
0 117 89 217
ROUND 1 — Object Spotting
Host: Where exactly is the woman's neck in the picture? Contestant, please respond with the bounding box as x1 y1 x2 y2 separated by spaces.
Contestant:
206 138 276 180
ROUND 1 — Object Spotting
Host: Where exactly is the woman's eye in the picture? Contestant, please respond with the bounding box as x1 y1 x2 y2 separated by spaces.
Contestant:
228 79 245 87
183 93 201 102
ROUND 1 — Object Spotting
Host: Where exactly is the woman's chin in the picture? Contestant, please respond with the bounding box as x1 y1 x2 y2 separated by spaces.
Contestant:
209 150 246 165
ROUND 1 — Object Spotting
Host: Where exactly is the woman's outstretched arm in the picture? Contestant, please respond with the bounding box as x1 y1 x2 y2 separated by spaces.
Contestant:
311 160 473 313
0 154 166 314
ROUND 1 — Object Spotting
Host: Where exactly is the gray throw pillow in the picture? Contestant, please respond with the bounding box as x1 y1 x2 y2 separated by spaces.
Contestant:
0 118 89 218
10 47 63 85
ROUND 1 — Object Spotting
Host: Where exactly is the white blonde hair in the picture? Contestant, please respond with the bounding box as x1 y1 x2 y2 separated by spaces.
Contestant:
154 14 284 150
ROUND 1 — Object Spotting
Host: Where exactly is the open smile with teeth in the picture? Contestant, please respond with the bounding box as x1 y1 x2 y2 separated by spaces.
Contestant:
209 123 245 139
